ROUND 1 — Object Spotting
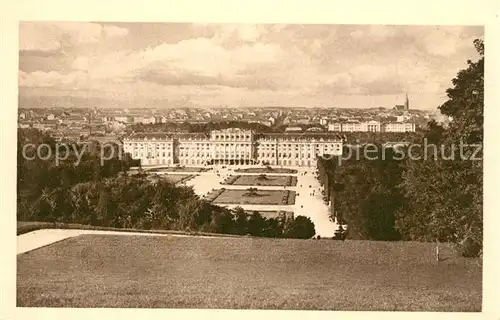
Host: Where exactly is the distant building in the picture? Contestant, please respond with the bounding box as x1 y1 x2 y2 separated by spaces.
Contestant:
328 122 342 132
341 120 363 132
293 118 311 125
306 127 324 132
142 116 156 124
102 116 114 123
123 133 175 166
114 116 130 123
62 115 87 125
285 126 303 132
394 93 410 111
382 122 415 132
365 120 381 132
327 120 381 132
155 116 168 123
133 116 144 123
123 128 343 167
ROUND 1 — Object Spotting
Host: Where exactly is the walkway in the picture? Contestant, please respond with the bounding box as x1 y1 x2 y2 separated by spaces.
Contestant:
17 229 214 255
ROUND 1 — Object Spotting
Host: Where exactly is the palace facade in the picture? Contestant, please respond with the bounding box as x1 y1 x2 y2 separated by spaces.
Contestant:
123 128 343 167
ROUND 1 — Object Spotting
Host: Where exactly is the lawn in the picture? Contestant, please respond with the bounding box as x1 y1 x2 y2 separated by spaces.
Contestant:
235 167 298 174
17 235 482 310
210 189 296 205
225 175 297 187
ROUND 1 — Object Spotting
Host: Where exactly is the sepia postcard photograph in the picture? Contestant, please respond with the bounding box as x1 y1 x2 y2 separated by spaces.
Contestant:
2 0 499 318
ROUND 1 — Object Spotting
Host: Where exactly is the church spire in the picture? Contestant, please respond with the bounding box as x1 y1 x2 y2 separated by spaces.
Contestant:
405 92 410 110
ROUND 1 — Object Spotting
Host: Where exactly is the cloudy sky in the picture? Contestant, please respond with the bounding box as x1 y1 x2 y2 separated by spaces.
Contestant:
19 22 483 110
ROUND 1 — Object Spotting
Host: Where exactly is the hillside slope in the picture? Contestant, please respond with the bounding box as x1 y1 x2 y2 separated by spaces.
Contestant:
17 234 481 310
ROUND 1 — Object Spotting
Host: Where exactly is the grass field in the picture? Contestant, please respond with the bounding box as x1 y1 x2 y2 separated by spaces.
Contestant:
235 167 298 174
17 234 482 310
211 189 296 205
226 175 297 187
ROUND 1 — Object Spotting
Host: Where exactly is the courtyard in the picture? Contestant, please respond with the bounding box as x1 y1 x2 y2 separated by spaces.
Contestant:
209 189 296 205
223 174 297 187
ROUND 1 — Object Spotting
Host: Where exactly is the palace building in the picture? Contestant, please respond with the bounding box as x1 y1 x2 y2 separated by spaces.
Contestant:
123 128 343 167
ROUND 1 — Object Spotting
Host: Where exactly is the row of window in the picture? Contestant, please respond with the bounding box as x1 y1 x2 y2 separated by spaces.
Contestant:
134 152 172 158
180 153 211 158
126 143 172 147
213 135 251 140
126 142 341 149
140 158 316 166
214 153 250 157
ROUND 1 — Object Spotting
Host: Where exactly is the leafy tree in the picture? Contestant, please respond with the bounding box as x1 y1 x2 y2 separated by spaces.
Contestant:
233 206 248 235
396 38 483 254
247 212 267 236
320 146 404 240
283 216 316 239
262 218 283 238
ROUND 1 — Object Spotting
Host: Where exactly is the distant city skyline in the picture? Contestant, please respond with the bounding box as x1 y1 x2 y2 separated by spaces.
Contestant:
19 23 483 110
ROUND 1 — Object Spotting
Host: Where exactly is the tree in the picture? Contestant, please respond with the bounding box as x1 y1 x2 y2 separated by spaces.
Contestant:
283 216 316 239
396 38 484 255
209 209 235 234
233 206 248 235
262 218 283 238
323 146 404 240
247 212 267 236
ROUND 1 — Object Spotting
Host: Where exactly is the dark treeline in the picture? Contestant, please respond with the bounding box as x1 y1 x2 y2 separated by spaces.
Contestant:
17 128 138 220
316 39 484 256
318 147 405 241
17 128 315 239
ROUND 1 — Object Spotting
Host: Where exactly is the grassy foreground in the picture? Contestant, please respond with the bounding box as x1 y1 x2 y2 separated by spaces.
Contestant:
17 234 481 310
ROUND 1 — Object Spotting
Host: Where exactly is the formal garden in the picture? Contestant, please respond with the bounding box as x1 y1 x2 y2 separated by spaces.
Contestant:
207 188 296 205
222 174 297 187
235 166 297 174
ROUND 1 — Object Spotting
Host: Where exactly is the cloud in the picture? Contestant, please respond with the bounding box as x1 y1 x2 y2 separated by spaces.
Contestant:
19 22 129 52
19 70 86 88
350 25 398 41
65 36 285 89
413 26 478 57
18 23 484 109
